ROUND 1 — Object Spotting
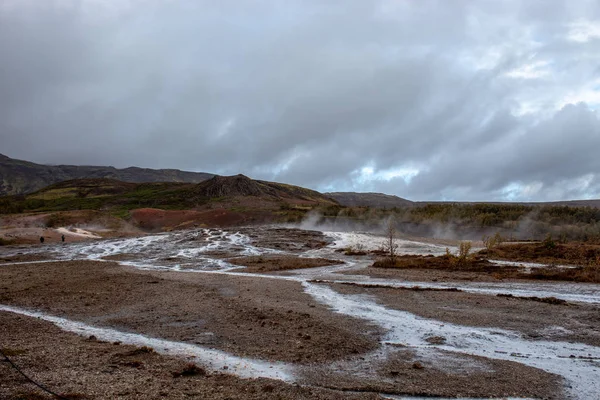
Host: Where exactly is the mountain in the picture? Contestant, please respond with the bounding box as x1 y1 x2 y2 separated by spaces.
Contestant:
0 154 214 196
326 192 413 208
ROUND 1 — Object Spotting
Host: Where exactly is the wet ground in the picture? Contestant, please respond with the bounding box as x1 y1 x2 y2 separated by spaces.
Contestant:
1 227 599 399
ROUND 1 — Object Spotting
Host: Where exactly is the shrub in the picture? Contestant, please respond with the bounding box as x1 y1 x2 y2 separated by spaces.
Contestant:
458 241 472 260
482 232 503 250
449 241 472 267
543 234 556 249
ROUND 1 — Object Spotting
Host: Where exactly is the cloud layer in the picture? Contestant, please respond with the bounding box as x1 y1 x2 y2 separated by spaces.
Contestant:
2 0 600 201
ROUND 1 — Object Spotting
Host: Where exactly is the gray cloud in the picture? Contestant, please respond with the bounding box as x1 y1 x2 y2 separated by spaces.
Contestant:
2 0 600 201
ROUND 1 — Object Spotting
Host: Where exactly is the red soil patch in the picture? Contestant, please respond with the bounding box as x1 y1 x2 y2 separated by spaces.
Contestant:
129 208 275 231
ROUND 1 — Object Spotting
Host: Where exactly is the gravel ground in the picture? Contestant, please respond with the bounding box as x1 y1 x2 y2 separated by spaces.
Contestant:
0 232 589 399
0 261 380 364
0 311 379 400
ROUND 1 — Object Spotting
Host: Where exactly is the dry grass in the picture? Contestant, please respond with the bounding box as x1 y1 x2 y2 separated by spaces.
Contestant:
478 242 600 266
372 253 514 273
372 252 600 283
228 255 342 272
514 264 600 283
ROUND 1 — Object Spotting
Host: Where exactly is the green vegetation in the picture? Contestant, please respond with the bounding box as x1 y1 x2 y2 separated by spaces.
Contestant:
0 180 207 214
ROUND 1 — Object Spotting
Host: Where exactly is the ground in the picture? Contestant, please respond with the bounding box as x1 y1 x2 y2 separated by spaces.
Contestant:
1 226 598 399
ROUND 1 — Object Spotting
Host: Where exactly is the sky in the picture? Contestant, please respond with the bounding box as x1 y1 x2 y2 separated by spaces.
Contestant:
2 0 600 202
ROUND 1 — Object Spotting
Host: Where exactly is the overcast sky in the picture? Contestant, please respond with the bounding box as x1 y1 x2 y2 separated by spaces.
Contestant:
2 0 600 201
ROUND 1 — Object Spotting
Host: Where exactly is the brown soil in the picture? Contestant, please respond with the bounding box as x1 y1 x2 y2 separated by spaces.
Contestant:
328 282 600 347
0 253 55 263
0 261 380 364
0 312 378 400
0 256 583 399
229 255 342 273
301 346 563 399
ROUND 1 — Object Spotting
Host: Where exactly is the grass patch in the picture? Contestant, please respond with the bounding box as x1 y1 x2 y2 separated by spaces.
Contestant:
371 252 600 283
515 264 600 283
478 242 600 266
372 253 511 273
229 255 342 272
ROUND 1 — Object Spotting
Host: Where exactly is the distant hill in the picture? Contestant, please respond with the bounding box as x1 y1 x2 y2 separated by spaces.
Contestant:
327 191 600 210
0 154 214 196
416 200 600 208
197 175 337 204
327 192 413 208
0 175 338 215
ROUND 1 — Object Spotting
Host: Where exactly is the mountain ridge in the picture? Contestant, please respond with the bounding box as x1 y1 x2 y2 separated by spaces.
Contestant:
0 154 215 196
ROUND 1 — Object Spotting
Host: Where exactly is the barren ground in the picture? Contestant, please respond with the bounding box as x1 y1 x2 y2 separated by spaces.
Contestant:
1 226 598 399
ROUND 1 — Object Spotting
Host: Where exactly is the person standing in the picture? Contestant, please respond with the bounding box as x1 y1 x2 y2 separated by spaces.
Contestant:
39 236 44 244
61 234 65 243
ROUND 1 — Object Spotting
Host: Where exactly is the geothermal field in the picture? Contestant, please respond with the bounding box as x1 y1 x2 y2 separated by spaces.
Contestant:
1 226 599 399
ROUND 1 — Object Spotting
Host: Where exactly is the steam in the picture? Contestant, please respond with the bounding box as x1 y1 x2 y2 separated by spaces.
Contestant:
297 205 600 242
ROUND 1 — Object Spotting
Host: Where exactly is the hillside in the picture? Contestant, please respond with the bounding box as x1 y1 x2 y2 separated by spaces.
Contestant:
195 175 337 204
0 175 337 217
327 192 413 208
0 154 214 196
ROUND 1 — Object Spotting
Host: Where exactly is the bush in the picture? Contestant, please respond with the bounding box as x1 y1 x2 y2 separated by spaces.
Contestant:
543 234 556 249
458 241 472 260
482 232 503 250
447 241 472 267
